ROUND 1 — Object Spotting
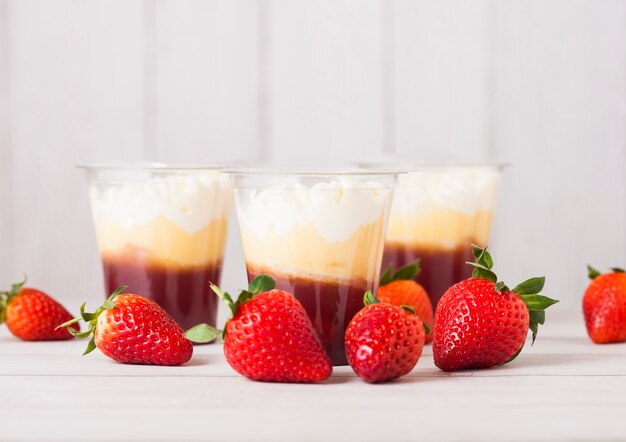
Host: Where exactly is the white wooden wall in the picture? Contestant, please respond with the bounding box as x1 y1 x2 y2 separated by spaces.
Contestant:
0 1 624 315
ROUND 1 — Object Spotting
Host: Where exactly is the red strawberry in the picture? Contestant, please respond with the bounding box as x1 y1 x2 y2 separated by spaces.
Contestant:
583 265 626 344
186 275 332 383
345 291 426 383
433 245 558 371
377 260 434 343
59 286 193 366
0 278 78 341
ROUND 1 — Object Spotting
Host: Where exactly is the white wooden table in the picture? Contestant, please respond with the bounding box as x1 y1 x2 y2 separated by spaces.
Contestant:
1 308 625 442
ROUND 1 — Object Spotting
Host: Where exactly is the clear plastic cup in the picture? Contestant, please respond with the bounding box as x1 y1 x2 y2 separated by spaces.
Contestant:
364 163 504 308
229 169 398 365
81 164 232 330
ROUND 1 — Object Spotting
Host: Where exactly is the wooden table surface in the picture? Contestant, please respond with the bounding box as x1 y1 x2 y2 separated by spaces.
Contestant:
1 308 625 442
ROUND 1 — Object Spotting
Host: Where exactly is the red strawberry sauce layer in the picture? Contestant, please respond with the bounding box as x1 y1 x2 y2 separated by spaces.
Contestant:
382 243 475 308
247 265 372 366
102 255 221 331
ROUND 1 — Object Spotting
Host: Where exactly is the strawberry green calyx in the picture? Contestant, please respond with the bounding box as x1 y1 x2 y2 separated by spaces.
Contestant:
363 290 430 334
0 276 27 325
588 265 625 280
587 265 601 280
467 244 558 352
467 245 498 283
363 290 380 306
379 260 420 286
185 275 276 343
56 285 127 355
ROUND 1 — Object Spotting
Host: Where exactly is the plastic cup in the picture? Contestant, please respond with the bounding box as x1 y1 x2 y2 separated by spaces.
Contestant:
81 164 232 330
229 169 397 365
373 164 504 307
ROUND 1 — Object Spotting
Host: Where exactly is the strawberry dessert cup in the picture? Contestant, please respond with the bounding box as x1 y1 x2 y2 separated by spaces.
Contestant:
230 170 397 366
361 163 503 308
82 164 232 330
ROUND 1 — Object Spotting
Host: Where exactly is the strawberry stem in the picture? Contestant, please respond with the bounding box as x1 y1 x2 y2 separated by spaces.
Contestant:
0 275 27 325
56 285 127 355
188 275 277 342
469 245 559 356
363 290 380 306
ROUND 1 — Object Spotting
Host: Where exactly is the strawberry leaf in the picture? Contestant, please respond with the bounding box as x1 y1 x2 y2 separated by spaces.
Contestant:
248 275 275 295
211 284 237 316
529 309 545 325
380 260 421 286
422 321 431 335
612 267 625 274
512 277 545 295
363 290 380 306
393 260 420 281
400 305 416 314
529 321 539 345
518 294 559 310
185 323 221 344
80 302 95 322
237 290 254 306
587 265 601 280
0 275 28 322
471 244 493 269
83 337 97 356
471 244 483 259
9 275 27 298
466 262 497 282
494 281 509 294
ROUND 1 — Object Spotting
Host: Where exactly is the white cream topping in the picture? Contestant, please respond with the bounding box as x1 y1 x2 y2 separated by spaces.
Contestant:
89 172 231 235
235 179 394 243
392 167 501 216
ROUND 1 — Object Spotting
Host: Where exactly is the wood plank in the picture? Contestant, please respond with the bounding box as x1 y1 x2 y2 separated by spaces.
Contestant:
0 312 614 376
264 0 385 165
392 0 493 160
1 312 624 441
2 376 625 441
490 0 626 301
5 1 145 305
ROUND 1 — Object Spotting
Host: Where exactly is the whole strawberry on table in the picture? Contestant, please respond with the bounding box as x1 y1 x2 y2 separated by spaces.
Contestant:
583 265 626 344
0 277 78 341
59 286 193 366
377 259 434 343
344 290 427 383
433 245 558 372
186 275 332 383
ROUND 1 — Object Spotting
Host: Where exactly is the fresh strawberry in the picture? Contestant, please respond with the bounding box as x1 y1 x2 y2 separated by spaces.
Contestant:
433 245 558 371
344 291 426 383
59 286 193 366
583 265 626 344
186 275 332 383
0 278 78 341
378 260 434 343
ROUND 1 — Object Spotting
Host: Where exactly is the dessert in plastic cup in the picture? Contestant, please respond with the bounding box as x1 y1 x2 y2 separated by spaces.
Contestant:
360 162 504 308
229 169 397 366
81 163 232 331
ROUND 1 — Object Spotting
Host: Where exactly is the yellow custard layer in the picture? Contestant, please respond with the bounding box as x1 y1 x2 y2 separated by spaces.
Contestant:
240 219 386 282
386 209 493 249
95 215 228 267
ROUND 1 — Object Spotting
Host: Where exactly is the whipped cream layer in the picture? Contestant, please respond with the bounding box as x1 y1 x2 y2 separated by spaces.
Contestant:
90 172 231 267
387 167 500 249
235 180 394 281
